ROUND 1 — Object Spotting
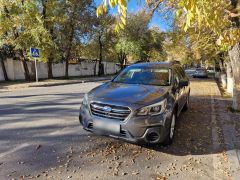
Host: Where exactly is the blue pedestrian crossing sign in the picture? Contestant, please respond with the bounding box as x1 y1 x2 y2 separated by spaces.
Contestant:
30 47 40 58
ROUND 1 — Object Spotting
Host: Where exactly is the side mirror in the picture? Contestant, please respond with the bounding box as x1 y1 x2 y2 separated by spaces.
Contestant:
179 80 189 88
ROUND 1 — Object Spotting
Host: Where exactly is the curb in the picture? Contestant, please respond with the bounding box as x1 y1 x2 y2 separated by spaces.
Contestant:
0 77 112 93
28 77 112 88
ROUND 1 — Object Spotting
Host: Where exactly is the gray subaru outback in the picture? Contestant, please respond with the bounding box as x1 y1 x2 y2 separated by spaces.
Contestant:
79 62 190 145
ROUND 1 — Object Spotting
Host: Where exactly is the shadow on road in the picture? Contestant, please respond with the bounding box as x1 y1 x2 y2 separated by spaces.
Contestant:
1 78 240 179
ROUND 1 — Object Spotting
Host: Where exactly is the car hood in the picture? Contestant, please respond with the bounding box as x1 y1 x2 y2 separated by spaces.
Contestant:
88 82 170 106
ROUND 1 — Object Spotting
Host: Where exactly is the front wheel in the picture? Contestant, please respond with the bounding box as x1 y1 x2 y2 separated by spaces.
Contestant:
162 113 176 146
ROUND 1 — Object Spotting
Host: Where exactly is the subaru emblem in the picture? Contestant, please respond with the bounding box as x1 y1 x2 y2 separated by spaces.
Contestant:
103 106 112 112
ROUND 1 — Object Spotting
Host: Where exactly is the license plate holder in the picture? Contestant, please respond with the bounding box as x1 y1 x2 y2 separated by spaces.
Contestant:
93 118 120 134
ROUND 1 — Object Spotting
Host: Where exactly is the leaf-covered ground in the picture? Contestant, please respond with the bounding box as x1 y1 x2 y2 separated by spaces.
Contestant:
0 78 239 179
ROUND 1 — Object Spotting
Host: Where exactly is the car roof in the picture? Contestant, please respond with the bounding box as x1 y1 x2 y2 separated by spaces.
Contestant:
129 61 180 68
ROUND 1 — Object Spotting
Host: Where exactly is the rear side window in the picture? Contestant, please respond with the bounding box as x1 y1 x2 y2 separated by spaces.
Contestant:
179 67 186 78
173 65 186 86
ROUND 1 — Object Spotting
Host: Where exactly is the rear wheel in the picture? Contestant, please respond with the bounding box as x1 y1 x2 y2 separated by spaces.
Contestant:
162 113 176 145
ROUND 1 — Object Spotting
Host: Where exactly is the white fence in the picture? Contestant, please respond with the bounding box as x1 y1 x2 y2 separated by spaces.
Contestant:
0 62 5 81
0 59 119 81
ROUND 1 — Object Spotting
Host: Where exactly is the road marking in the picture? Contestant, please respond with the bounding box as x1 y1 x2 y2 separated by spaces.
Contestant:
0 143 29 159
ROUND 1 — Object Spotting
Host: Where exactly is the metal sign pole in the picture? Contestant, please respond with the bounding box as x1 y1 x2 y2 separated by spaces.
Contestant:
30 47 40 83
35 58 38 83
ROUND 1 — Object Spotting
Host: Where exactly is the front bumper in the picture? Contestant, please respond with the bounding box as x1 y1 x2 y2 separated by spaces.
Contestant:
79 105 172 144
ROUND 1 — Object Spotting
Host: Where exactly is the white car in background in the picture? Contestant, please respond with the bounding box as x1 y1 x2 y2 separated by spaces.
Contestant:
185 68 196 77
193 68 208 78
207 67 215 74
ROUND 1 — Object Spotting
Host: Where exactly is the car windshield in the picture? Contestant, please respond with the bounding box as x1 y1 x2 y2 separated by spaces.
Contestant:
113 66 171 86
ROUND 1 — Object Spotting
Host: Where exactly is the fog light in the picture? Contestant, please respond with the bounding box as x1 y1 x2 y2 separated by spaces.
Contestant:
146 132 159 142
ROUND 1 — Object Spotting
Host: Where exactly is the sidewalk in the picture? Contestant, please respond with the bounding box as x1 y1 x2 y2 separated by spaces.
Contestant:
214 95 240 179
0 75 113 92
188 78 240 179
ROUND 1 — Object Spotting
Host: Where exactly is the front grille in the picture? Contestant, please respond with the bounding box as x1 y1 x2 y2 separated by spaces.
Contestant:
90 102 131 121
120 129 127 136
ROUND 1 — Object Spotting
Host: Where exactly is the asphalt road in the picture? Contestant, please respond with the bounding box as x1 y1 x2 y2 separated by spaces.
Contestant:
0 79 239 180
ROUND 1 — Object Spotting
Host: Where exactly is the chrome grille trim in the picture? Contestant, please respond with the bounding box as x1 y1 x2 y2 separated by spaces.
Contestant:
90 102 131 121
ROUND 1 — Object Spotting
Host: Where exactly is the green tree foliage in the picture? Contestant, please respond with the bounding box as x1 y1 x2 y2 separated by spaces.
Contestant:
0 0 96 79
115 10 166 67
98 0 240 110
92 13 115 75
0 0 61 79
164 25 224 67
56 0 95 78
98 0 239 45
80 12 118 75
115 38 141 67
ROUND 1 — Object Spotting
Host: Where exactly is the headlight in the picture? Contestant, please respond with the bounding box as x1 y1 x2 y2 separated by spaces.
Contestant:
137 99 167 116
82 94 89 106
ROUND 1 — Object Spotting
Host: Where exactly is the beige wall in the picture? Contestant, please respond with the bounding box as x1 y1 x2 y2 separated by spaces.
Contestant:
0 59 119 81
0 62 5 81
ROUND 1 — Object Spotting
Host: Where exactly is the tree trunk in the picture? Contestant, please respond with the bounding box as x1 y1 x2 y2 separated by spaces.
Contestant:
226 61 234 96
0 58 9 81
94 60 98 76
118 52 127 70
42 0 54 79
98 35 104 76
3 5 29 81
65 24 75 78
19 50 30 81
65 59 69 78
229 43 240 110
46 26 54 79
21 59 30 81
47 58 53 79
219 52 226 73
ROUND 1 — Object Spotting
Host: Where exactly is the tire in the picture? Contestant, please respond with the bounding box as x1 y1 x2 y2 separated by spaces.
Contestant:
162 113 176 146
183 93 190 111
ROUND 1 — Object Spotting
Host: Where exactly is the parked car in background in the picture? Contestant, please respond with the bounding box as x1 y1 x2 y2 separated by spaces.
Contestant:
79 62 190 145
207 67 215 74
193 68 208 78
185 68 196 77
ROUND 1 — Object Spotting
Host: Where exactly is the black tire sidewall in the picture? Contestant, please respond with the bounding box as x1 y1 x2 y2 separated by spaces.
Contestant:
162 111 176 145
